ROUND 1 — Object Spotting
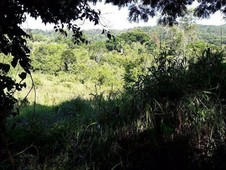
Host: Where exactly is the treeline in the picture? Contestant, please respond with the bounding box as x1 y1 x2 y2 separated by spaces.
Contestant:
26 24 225 88
29 23 226 44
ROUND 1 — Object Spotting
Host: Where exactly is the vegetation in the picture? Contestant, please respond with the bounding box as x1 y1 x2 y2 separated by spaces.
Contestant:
2 0 226 126
2 0 226 169
1 23 226 169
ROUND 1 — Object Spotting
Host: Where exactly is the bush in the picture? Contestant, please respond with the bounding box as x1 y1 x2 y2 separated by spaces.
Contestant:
123 49 226 165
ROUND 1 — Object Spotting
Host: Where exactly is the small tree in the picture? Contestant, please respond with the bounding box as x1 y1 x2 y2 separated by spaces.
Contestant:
61 49 76 71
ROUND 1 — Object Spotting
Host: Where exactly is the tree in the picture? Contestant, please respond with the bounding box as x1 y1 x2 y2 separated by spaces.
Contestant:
31 43 66 74
61 49 77 71
1 0 226 131
126 0 226 25
119 29 150 45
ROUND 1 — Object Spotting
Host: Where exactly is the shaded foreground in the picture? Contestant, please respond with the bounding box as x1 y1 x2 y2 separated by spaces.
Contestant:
1 49 226 169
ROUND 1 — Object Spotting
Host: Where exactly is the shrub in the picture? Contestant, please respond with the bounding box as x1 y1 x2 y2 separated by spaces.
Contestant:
123 49 226 162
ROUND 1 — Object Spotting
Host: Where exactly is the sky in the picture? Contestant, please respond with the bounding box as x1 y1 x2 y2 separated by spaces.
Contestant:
21 2 226 31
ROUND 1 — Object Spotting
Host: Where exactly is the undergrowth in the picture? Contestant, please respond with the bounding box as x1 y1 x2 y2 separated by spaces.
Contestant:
1 49 226 169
